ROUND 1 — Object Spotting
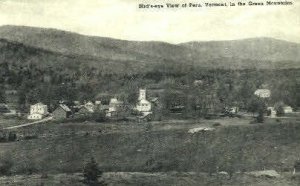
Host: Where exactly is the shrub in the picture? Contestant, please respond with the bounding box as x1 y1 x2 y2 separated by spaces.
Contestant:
23 135 38 140
41 172 48 179
0 131 7 142
294 161 300 172
213 122 221 127
92 112 107 123
205 156 218 176
145 159 163 172
8 132 17 142
276 105 284 117
266 109 271 116
0 155 13 175
274 102 285 117
83 157 105 186
19 161 38 175
256 109 264 123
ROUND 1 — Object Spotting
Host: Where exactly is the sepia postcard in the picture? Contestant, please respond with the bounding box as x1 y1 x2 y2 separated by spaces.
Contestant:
0 0 299 185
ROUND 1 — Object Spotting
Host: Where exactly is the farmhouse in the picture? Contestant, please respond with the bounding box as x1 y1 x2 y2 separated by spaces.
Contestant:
135 89 152 116
52 104 72 119
27 102 49 120
254 89 271 98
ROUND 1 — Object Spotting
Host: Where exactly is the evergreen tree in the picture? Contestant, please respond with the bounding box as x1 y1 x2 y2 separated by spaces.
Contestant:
0 89 6 103
83 157 105 186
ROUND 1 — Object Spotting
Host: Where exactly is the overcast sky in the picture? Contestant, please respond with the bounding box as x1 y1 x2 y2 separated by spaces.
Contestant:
0 0 299 43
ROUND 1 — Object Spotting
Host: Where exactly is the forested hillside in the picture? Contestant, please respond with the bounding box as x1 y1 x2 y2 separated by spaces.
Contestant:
0 25 299 115
0 25 299 70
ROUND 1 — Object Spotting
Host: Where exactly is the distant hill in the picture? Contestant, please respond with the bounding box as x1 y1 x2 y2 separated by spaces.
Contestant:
0 38 156 74
181 38 300 62
0 25 299 70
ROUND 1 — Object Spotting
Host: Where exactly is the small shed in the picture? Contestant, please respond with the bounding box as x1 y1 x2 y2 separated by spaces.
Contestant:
267 107 277 118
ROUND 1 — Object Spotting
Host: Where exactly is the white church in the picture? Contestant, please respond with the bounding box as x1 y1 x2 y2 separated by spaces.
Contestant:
135 89 152 116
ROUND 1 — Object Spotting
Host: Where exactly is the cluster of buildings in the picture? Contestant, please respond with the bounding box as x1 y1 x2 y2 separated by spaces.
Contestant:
27 89 154 121
267 105 293 118
0 87 296 121
255 88 294 118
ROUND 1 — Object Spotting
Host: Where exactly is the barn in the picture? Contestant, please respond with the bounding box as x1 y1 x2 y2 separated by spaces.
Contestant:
52 104 72 119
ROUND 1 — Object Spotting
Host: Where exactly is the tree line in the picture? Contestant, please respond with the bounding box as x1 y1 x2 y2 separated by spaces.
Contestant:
0 61 299 117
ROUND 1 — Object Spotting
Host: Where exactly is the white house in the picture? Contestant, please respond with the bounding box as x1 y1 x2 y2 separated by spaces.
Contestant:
27 102 49 120
84 101 95 113
106 98 124 117
283 106 293 114
136 89 152 116
227 107 239 114
254 89 271 98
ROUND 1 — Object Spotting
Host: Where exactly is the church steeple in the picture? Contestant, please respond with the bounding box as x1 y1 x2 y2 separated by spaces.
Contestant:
138 89 146 100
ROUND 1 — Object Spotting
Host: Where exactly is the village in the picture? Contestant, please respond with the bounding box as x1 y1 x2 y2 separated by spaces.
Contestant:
0 85 299 186
0 85 297 129
0 62 299 186
0 45 299 185
0 88 154 123
0 0 298 182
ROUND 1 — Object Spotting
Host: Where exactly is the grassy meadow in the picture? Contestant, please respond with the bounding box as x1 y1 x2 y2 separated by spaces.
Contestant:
0 117 300 185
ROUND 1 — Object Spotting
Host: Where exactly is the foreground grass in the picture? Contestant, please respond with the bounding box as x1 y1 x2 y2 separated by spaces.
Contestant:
1 172 300 186
0 118 299 173
0 117 299 184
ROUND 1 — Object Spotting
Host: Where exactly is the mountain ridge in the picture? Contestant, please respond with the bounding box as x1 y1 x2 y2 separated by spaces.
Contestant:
2 25 299 45
0 25 299 70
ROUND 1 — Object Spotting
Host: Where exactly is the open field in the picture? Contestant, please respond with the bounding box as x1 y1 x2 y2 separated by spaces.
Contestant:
0 116 26 129
0 117 299 172
0 116 300 185
1 115 299 137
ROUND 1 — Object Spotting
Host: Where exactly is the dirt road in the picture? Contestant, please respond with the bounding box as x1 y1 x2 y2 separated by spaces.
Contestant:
3 116 53 130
